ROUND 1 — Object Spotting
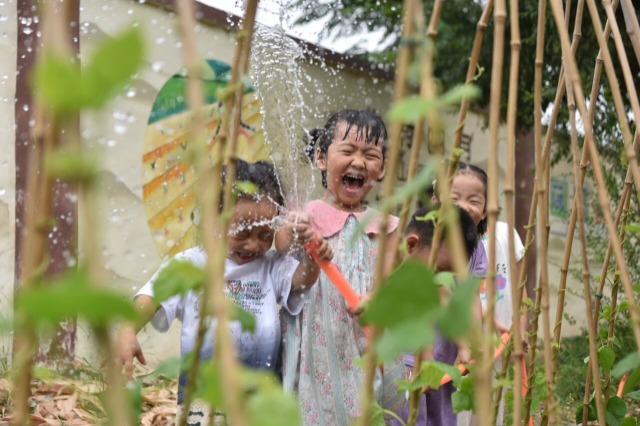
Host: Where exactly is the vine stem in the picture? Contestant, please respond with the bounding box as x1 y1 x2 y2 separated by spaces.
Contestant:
175 1 259 425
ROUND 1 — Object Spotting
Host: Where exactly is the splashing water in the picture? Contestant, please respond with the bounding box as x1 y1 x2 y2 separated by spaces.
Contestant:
250 24 321 211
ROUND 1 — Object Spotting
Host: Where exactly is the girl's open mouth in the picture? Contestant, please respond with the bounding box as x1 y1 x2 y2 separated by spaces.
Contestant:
342 174 365 193
235 251 256 261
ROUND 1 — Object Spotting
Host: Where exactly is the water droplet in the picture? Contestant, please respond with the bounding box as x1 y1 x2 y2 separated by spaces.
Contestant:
113 123 127 135
0 14 7 22
151 60 165 72
0 188 5 196
155 36 165 45
23 27 33 35
107 139 116 147
125 87 136 98
22 104 29 111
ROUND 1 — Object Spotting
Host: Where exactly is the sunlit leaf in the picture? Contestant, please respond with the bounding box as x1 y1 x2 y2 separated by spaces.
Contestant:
387 96 435 123
437 276 481 340
153 260 205 303
598 345 616 372
416 361 462 390
247 384 301 426
375 316 435 362
612 352 640 378
361 261 439 328
435 272 456 288
46 149 99 183
232 303 256 333
235 180 259 196
620 417 637 426
17 269 136 327
622 366 640 395
142 357 181 381
451 375 474 413
624 223 640 233
606 396 627 426
84 26 145 106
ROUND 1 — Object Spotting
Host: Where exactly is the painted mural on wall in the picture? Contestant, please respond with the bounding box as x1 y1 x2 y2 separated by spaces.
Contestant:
142 59 271 258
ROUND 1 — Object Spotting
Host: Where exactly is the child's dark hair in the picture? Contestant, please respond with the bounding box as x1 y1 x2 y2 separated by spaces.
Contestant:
405 205 478 260
304 109 388 188
426 161 489 235
221 159 285 210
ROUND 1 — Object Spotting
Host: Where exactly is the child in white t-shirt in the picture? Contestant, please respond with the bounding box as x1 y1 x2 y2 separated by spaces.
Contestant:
115 159 332 410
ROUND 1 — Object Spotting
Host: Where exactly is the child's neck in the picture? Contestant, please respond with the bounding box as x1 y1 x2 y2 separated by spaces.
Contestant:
321 192 366 213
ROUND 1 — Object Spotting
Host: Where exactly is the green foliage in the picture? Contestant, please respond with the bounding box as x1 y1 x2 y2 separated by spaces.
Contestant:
142 357 182 381
625 224 640 233
196 363 301 426
375 317 434 362
598 345 616 372
606 396 628 426
437 276 481 340
451 375 474 413
46 149 99 183
152 260 206 303
16 269 136 328
613 352 640 379
32 26 144 116
387 84 480 123
361 261 439 328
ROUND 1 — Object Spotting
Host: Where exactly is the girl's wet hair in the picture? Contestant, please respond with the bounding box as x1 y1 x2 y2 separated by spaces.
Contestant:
405 205 478 260
221 159 285 210
304 109 388 188
426 161 489 235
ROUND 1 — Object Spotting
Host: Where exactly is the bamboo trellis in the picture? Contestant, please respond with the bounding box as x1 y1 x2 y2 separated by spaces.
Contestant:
10 0 640 424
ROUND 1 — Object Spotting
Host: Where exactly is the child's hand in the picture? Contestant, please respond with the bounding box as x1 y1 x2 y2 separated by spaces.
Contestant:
275 212 313 253
346 292 371 317
304 232 333 263
115 325 146 379
455 345 472 366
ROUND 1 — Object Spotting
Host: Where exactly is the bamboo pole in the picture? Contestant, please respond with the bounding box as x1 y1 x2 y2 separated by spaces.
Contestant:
478 0 507 424
564 72 606 426
522 0 548 423
582 0 640 204
175 0 259 425
550 0 640 364
550 0 622 376
358 0 414 422
503 0 524 422
619 0 640 67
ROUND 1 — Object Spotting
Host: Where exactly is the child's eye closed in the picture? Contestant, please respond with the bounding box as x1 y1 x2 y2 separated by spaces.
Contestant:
259 232 274 241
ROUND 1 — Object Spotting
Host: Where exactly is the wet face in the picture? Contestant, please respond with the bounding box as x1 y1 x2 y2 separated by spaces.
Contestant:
317 121 386 212
227 198 277 265
449 173 487 227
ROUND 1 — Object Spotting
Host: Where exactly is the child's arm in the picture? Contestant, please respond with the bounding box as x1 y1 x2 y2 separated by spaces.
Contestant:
275 212 312 255
115 295 158 379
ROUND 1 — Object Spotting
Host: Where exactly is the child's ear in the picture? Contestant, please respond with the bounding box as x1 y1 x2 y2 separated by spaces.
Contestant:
431 194 439 204
316 148 327 171
377 159 387 181
405 234 420 254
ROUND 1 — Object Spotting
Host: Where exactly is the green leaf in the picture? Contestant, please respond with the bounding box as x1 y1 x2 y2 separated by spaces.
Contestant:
413 361 463 390
387 96 435 123
375 316 435 362
451 376 474 413
598 345 616 372
624 223 640 233
622 366 640 395
626 389 640 401
575 398 598 424
31 26 144 115
437 276 481 340
142 357 181 381
84 26 145 106
361 261 439 328
235 180 258 196
620 417 637 426
46 149 99 183
606 396 627 426
231 303 256 333
435 272 456 288
246 385 301 426
152 260 205 303
613 352 640 378
17 269 136 327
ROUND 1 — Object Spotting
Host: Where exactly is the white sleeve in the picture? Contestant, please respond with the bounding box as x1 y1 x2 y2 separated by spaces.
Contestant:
135 255 190 333
268 251 304 315
512 226 525 261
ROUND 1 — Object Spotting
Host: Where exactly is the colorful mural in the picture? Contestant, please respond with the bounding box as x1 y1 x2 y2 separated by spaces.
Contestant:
142 59 270 258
